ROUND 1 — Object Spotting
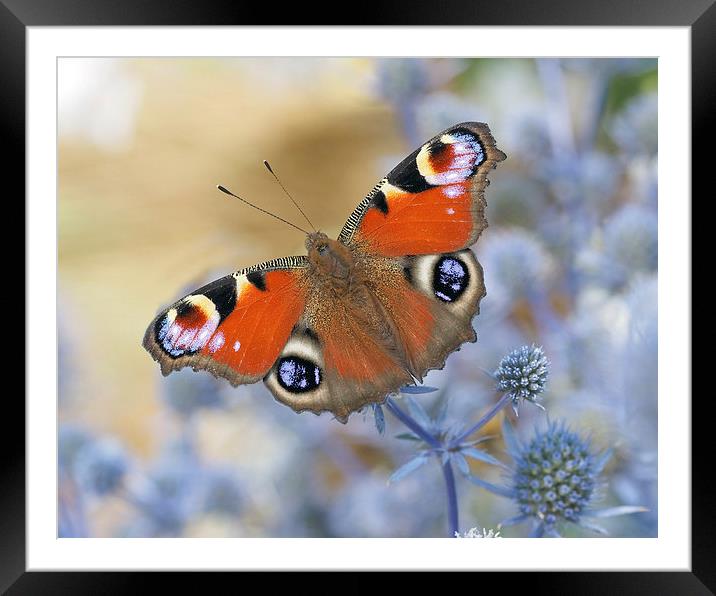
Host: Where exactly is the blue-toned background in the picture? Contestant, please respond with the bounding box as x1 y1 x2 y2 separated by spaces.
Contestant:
58 57 657 537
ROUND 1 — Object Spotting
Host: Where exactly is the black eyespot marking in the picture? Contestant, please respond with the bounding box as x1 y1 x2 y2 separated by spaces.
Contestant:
277 356 322 393
154 315 168 344
428 138 448 158
433 256 470 303
403 266 413 284
371 189 389 214
204 282 237 321
402 255 416 284
303 327 320 343
246 271 267 291
388 149 434 193
174 299 194 318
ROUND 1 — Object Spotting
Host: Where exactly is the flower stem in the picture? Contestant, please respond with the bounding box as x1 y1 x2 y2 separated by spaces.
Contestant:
384 397 440 449
441 459 459 537
455 393 512 445
384 397 459 537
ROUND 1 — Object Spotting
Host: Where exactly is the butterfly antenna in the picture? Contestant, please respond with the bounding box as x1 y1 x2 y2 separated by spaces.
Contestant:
216 185 310 235
263 160 317 232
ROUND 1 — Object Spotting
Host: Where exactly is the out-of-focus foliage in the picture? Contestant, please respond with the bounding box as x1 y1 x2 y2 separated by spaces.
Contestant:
58 57 657 537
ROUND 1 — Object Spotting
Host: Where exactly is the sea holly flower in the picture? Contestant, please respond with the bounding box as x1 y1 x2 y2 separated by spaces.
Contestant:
385 391 509 537
384 389 508 536
499 418 647 537
494 344 549 414
74 437 129 496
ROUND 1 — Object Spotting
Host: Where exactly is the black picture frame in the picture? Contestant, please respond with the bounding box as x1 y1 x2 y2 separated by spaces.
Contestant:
8 0 707 591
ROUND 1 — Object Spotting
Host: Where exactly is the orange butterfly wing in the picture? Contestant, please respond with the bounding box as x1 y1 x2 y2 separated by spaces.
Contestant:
338 122 505 256
143 257 308 385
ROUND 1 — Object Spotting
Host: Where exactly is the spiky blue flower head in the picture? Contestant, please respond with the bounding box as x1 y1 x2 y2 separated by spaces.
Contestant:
74 438 129 496
511 422 597 532
602 204 658 288
480 230 554 307
494 345 549 411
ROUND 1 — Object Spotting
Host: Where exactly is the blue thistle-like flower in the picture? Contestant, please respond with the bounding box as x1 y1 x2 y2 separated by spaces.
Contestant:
500 418 647 537
511 422 596 532
74 437 129 496
494 345 549 412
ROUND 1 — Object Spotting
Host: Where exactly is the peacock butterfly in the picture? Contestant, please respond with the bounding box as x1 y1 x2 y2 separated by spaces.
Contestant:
143 122 506 422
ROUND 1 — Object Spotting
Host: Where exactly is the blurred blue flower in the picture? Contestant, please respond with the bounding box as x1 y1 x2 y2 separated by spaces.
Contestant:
161 367 226 417
563 58 656 78
608 276 658 533
608 92 658 156
374 58 431 103
57 302 77 406
543 151 622 211
413 92 485 141
328 472 442 537
601 204 658 288
621 275 658 411
201 468 244 516
486 174 548 230
130 456 202 536
373 58 432 146
74 437 129 496
59 424 93 471
500 418 646 537
494 345 549 413
478 229 554 308
550 306 615 392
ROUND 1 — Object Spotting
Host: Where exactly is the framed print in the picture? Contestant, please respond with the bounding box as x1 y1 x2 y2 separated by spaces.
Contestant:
8 0 708 590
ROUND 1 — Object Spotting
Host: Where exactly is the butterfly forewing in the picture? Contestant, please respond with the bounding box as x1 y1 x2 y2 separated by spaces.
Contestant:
143 257 309 386
338 122 506 256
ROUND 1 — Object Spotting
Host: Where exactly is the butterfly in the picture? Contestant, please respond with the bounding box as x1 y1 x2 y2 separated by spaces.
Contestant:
143 122 506 422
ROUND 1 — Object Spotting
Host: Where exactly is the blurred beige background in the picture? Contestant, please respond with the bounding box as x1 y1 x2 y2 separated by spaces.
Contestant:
58 58 431 455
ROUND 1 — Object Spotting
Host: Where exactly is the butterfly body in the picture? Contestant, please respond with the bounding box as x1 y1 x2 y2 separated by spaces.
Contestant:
144 123 506 422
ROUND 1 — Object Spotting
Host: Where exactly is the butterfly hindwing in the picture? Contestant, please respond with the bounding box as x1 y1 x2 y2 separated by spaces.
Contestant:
338 122 506 256
263 249 485 422
143 257 309 385
264 317 413 423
